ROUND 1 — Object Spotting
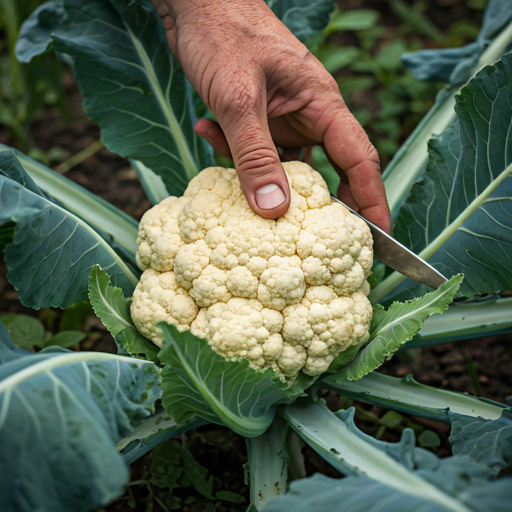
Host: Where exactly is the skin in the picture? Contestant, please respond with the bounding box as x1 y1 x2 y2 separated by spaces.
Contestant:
151 0 391 233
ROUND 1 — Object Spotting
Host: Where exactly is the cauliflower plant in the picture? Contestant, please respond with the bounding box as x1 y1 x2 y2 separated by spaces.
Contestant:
131 162 373 379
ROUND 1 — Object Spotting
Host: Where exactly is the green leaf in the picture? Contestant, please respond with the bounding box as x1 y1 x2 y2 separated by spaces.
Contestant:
263 470 512 512
383 25 512 218
321 372 508 424
0 322 162 512
60 302 95 332
0 150 137 308
280 398 504 512
216 490 245 503
418 430 441 449
449 410 512 475
159 324 304 437
407 296 512 348
150 440 184 493
117 412 206 465
130 159 169 206
0 314 45 351
268 0 337 41
315 46 361 74
381 410 403 429
342 275 463 381
44 330 86 348
400 2 512 84
88 266 158 362
324 9 379 35
376 53 512 303
5 145 139 256
325 340 365 373
180 445 215 499
16 0 215 196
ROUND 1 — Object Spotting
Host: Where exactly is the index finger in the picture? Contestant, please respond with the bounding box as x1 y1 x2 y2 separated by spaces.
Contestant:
323 110 391 234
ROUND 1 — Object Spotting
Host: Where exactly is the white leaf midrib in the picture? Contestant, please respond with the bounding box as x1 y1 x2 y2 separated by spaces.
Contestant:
0 352 149 394
124 25 198 181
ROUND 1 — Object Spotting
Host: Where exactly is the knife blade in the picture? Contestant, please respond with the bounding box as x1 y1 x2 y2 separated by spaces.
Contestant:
330 196 447 289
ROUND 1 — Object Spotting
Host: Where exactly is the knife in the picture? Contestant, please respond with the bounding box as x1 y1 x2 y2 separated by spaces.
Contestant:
330 196 447 289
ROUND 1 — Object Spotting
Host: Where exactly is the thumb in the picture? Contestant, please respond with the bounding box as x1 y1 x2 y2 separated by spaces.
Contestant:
216 90 290 219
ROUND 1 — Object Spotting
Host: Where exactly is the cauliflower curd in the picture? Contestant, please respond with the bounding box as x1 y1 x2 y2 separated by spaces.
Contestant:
131 162 373 379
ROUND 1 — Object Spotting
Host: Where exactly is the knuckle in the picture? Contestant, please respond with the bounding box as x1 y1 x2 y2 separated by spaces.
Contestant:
216 79 263 120
236 146 280 179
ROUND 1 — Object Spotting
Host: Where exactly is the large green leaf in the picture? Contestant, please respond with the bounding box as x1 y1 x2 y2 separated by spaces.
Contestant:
3 145 139 255
449 410 512 475
383 22 512 219
0 150 137 309
16 0 215 196
159 324 304 438
263 471 512 512
321 372 508 424
375 53 512 303
0 322 161 512
340 275 462 381
266 0 337 41
280 398 511 512
88 266 158 362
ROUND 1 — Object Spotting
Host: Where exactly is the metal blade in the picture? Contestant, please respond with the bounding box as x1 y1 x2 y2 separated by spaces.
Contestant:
330 196 447 289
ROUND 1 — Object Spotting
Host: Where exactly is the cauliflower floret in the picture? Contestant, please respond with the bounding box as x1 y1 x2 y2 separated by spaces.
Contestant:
131 269 198 345
131 161 373 380
198 298 285 373
136 196 190 272
282 286 372 375
257 256 306 310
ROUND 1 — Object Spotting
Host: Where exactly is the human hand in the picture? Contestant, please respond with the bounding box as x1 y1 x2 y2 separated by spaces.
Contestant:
151 0 391 233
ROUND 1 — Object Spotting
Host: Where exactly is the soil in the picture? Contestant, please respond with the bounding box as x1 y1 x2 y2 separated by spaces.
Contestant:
0 1 510 511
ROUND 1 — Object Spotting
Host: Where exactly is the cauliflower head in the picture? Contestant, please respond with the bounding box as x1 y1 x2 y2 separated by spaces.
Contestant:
131 162 373 379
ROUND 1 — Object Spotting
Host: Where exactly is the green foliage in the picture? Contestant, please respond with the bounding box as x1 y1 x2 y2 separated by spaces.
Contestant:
0 150 137 308
267 0 337 42
322 372 507 424
88 266 158 361
263 469 512 512
0 322 162 512
59 302 94 331
449 410 512 475
279 398 512 512
0 0 65 152
0 312 85 350
159 324 308 437
0 313 45 349
339 275 462 381
16 0 214 196
379 52 512 303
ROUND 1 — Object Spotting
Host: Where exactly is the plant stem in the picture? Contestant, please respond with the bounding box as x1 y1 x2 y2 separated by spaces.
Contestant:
54 139 104 174
320 372 507 423
468 359 482 398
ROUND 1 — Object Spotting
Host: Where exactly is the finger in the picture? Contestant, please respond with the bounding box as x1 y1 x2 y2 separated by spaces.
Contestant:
337 181 358 210
194 119 232 159
324 110 391 233
216 85 290 219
